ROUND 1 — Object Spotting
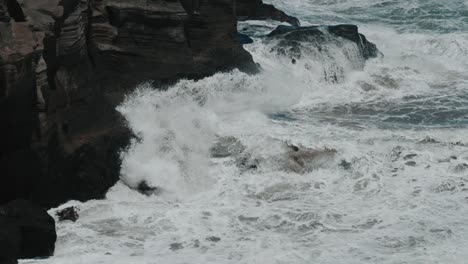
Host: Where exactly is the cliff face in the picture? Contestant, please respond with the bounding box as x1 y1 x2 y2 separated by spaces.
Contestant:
0 0 255 207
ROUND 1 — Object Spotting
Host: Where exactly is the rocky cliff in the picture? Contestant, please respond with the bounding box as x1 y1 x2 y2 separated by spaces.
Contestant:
236 0 300 26
0 0 256 207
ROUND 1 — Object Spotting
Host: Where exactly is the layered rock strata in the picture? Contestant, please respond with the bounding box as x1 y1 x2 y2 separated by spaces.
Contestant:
0 0 255 207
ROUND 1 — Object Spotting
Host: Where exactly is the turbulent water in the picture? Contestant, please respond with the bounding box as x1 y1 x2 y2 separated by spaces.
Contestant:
24 1 468 263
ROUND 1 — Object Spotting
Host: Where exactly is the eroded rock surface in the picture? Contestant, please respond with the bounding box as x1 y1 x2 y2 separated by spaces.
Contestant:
0 0 256 207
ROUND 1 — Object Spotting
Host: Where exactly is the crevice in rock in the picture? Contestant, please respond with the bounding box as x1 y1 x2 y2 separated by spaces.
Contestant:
42 36 58 91
85 1 95 68
5 0 26 22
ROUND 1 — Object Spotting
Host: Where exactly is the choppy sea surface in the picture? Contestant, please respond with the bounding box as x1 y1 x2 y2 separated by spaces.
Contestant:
23 1 468 263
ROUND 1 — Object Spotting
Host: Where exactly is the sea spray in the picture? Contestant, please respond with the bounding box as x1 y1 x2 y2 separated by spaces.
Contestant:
29 1 468 263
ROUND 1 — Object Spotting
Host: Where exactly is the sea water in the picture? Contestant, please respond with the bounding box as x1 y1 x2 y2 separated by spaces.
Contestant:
23 1 468 263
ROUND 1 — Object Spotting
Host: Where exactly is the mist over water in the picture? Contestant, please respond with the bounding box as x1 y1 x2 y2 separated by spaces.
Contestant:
26 1 468 263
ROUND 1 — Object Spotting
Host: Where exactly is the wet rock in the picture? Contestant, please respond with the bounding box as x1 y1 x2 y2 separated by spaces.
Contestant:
235 152 261 171
419 136 439 144
403 154 418 160
0 200 56 261
359 81 377 92
266 24 380 83
432 180 457 193
136 181 160 197
238 33 254 45
170 243 184 251
391 146 403 161
339 159 352 170
238 215 260 222
453 163 468 173
206 236 221 242
354 178 370 192
405 161 417 167
353 219 382 229
285 144 337 173
56 207 79 222
193 239 200 248
236 0 300 26
210 136 246 158
267 24 380 60
236 142 336 174
298 221 324 231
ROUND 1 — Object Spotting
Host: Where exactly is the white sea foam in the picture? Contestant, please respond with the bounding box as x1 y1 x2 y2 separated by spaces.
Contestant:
23 1 468 263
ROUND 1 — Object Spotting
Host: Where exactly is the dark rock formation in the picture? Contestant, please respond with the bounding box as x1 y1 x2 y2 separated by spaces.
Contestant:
0 200 56 261
56 206 79 222
238 33 254 45
0 216 20 264
0 0 256 207
236 0 300 26
206 236 221 242
136 180 160 196
267 24 380 60
267 24 381 82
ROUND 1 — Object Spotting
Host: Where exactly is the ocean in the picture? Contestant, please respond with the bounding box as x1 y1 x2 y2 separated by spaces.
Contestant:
23 1 468 263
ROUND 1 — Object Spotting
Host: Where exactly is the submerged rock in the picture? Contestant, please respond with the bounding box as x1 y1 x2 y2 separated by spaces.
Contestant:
235 141 337 174
453 163 468 173
211 136 246 158
339 160 352 170
170 243 184 251
206 236 221 242
0 200 56 261
235 153 261 171
285 144 337 173
403 154 418 160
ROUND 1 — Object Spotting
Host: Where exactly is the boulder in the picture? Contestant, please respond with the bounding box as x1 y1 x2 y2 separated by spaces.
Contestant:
236 0 300 26
267 24 381 60
0 200 56 261
56 206 79 222
266 24 381 82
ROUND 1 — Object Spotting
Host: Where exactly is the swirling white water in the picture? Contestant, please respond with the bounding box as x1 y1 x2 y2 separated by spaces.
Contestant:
23 1 468 263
